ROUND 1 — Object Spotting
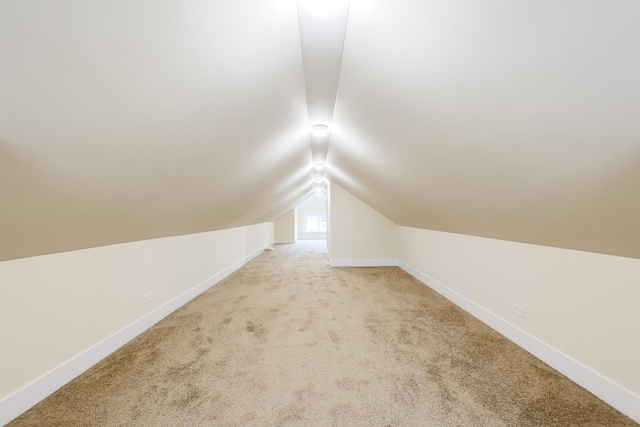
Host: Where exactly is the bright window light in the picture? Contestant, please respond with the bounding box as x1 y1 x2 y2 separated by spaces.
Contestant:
305 215 327 232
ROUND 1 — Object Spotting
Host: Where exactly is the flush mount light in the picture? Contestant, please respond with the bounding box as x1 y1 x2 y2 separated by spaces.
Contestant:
311 124 329 137
302 0 345 16
315 177 323 184
314 162 325 171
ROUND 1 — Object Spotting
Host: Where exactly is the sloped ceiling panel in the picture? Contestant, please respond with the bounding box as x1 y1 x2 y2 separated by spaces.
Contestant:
330 0 640 259
0 0 311 261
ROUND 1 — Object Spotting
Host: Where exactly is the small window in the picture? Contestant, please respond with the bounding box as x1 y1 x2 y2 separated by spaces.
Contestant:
304 215 327 232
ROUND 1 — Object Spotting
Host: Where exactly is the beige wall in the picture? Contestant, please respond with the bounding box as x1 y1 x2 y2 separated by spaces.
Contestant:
274 210 296 243
398 226 640 397
328 182 397 261
0 223 273 400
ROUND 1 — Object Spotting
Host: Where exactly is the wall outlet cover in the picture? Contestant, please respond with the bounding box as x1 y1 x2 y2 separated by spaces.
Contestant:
144 292 155 304
512 303 525 317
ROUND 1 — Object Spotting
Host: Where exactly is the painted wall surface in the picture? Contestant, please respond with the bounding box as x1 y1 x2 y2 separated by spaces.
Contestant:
274 210 296 243
398 226 640 396
297 195 327 240
0 223 273 400
328 182 397 261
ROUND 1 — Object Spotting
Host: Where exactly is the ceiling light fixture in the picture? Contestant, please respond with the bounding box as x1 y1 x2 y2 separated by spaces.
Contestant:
311 124 329 137
314 162 325 171
301 0 345 16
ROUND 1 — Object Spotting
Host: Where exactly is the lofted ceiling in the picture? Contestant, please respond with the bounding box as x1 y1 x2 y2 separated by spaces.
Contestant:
0 0 312 261
1 0 640 261
330 0 640 259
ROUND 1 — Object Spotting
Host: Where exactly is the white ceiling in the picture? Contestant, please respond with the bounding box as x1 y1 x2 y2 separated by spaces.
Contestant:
1 0 640 261
329 0 640 258
0 0 312 260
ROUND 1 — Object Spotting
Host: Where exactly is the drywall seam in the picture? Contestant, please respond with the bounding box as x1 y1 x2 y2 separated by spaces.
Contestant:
0 242 273 427
330 259 399 267
399 261 640 424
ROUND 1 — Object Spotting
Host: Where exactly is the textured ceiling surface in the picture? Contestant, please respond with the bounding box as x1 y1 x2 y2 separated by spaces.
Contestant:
1 0 640 261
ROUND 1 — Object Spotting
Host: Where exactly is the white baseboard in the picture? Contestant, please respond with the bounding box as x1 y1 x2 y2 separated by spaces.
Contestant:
399 261 640 425
274 239 295 244
0 243 270 427
330 259 399 267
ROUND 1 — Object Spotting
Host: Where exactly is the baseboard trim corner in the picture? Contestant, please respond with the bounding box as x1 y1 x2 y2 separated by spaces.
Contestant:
0 244 267 427
330 259 399 267
398 261 640 425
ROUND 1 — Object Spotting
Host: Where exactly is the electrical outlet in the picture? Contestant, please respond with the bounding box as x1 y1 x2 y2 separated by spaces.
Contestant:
144 292 155 304
512 303 524 317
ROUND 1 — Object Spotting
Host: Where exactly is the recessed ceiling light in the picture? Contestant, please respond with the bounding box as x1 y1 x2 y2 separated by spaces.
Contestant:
301 0 345 16
311 124 329 137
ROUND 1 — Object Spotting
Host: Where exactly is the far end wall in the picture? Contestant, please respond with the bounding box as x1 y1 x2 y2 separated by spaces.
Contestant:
297 195 327 240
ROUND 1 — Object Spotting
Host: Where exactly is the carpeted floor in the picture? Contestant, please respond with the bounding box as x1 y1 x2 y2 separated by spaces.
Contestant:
9 241 637 426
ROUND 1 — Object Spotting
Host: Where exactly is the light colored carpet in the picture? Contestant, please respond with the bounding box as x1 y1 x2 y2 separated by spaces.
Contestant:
10 240 637 426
